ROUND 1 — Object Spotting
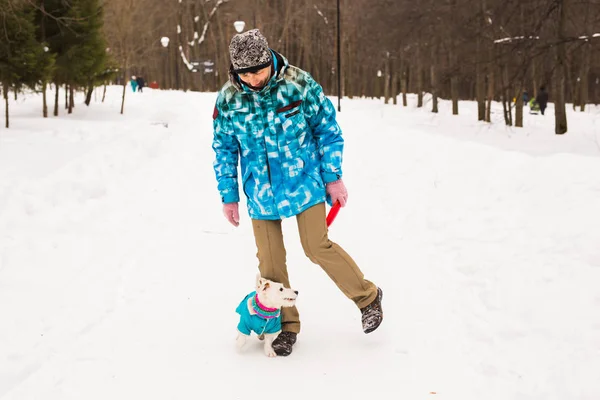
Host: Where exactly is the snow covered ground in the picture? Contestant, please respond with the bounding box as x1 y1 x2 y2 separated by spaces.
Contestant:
1 86 599 400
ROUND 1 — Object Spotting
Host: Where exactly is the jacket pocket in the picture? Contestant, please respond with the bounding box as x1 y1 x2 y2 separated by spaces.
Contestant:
285 109 300 118
301 154 324 189
276 100 302 114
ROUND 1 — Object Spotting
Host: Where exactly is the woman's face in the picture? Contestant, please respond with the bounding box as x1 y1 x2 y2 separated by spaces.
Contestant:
239 66 271 89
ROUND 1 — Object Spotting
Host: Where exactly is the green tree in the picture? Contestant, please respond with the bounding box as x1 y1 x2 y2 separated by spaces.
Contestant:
41 0 109 114
0 0 52 128
66 0 110 107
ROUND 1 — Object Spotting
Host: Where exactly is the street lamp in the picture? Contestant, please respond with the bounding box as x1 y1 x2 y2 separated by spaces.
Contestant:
336 0 341 112
234 20 245 33
160 37 170 89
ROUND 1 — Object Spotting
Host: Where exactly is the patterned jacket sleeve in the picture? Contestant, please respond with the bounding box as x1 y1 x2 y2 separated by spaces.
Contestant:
303 74 344 184
212 93 240 203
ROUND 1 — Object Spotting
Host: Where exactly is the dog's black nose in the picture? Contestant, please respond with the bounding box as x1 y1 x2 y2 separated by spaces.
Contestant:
294 291 298 295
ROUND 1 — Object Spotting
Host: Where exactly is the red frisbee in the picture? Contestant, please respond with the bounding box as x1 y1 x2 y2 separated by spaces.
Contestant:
326 201 341 227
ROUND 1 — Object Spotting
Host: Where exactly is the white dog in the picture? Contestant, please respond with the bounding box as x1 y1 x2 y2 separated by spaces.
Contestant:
235 274 298 357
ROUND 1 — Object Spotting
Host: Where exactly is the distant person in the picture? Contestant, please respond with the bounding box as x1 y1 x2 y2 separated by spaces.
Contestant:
523 90 529 103
537 86 549 115
130 76 138 92
136 76 146 93
211 29 383 357
528 97 540 114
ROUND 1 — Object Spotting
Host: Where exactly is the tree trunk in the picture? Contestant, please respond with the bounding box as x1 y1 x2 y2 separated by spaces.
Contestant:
515 83 523 127
189 1 200 92
384 53 391 104
502 64 512 126
84 85 93 106
3 84 9 129
417 44 423 108
42 82 48 118
392 69 398 105
565 56 577 111
177 0 186 91
449 43 459 115
54 83 59 116
502 98 510 126
41 0 48 119
165 46 172 90
121 68 128 114
554 0 568 135
531 59 538 99
431 47 438 113
476 44 485 120
580 0 592 112
514 1 524 128
65 85 68 109
102 83 107 103
580 53 589 112
343 33 351 99
68 86 74 114
451 74 459 115
401 63 408 107
476 67 485 120
486 69 494 122
477 0 487 121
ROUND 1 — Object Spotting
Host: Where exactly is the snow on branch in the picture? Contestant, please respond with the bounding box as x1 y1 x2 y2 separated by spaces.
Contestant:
314 5 328 24
177 0 228 71
494 36 540 44
495 33 599 44
179 45 195 71
578 33 600 40
198 0 227 46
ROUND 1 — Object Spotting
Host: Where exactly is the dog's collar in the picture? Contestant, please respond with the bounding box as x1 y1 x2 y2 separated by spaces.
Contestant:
252 293 280 319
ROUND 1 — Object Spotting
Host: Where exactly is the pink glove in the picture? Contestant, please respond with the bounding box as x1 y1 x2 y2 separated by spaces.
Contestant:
223 202 240 227
326 179 348 207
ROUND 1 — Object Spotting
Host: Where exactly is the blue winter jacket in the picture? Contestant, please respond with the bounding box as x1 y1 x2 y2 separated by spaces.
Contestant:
212 50 343 220
236 292 282 336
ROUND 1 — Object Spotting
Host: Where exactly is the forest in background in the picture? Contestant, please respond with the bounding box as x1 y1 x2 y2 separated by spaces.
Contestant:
2 0 600 133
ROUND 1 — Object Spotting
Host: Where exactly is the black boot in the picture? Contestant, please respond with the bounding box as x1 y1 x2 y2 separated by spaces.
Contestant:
272 331 297 356
361 288 383 334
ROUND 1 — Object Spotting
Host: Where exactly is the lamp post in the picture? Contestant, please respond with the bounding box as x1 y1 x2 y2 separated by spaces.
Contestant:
160 37 170 89
234 20 245 33
336 0 341 112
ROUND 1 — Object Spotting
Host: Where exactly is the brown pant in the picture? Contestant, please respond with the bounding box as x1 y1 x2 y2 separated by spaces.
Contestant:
251 202 378 334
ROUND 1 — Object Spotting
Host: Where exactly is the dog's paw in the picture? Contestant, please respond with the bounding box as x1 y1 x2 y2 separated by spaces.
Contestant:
264 344 277 357
264 348 277 357
236 334 248 351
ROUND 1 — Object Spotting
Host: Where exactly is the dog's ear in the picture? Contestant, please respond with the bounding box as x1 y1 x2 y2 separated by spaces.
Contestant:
256 278 270 291
255 273 262 288
261 281 270 291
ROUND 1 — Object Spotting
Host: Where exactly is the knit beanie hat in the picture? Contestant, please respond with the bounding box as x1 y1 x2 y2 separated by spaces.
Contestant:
229 29 272 73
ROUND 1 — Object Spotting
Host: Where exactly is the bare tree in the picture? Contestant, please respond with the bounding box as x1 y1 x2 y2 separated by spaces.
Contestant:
93 0 600 131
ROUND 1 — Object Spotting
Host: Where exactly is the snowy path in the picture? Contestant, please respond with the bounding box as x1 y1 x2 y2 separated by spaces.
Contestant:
1 88 599 400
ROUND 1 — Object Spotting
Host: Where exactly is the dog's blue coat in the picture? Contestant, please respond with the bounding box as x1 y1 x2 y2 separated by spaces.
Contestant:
236 291 282 335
